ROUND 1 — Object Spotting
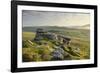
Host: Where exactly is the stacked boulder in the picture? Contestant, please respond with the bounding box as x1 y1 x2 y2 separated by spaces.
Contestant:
33 28 71 45
34 28 57 41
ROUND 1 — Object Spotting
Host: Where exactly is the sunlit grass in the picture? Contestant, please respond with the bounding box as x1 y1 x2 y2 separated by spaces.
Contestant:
22 32 36 40
22 28 90 62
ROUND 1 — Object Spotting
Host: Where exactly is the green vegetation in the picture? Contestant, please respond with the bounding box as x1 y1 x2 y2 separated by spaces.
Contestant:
22 32 36 40
22 26 90 62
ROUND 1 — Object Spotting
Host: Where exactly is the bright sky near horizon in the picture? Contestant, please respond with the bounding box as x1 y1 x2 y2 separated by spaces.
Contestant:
22 10 90 27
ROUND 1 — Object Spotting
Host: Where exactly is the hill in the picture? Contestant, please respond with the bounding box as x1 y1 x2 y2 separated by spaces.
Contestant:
22 26 90 62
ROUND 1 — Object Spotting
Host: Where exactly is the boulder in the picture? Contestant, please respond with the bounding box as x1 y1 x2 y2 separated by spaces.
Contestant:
51 50 64 60
51 46 65 60
34 29 57 41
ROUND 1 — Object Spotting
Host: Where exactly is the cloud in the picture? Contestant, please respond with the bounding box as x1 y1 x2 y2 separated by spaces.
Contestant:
22 10 90 27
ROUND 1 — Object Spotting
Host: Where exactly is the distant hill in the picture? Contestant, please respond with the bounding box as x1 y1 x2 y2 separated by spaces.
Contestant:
23 25 89 32
81 24 90 29
68 24 90 29
82 24 90 27
23 26 70 32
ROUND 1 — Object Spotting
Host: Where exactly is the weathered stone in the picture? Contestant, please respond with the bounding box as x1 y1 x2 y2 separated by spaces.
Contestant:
53 46 65 54
73 48 80 53
57 35 71 45
51 46 66 60
51 50 64 60
33 28 71 45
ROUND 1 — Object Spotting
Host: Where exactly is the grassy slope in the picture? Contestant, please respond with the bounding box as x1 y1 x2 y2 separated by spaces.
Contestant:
22 32 36 40
46 27 90 59
22 26 90 62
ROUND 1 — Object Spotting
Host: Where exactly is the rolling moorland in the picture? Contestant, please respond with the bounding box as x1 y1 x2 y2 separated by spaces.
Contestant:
22 26 90 62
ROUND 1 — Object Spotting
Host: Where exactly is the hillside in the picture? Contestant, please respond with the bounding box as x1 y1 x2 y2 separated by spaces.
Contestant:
23 26 90 40
22 26 90 62
68 24 90 29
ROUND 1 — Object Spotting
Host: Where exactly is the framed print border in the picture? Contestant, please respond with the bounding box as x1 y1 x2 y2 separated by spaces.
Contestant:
11 1 97 72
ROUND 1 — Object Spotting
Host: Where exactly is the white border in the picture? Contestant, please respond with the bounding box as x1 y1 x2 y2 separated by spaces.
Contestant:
17 5 94 68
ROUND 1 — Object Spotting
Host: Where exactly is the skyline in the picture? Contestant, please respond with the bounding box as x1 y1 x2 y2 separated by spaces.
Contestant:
22 10 90 27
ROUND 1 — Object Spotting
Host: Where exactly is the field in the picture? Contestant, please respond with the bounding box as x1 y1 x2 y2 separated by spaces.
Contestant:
22 26 90 62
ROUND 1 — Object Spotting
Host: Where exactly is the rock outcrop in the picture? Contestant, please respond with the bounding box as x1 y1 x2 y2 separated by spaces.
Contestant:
33 28 71 45
34 28 57 41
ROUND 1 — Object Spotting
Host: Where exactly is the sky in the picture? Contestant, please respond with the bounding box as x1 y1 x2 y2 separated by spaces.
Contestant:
22 10 90 27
